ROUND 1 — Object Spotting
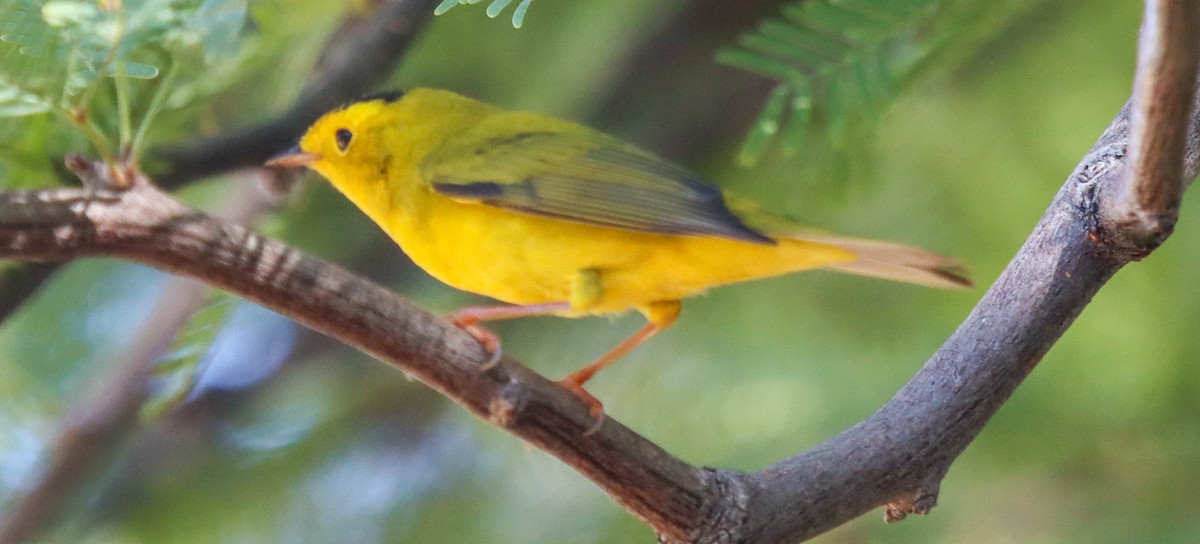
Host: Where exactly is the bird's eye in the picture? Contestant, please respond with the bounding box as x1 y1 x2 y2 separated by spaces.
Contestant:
334 128 353 153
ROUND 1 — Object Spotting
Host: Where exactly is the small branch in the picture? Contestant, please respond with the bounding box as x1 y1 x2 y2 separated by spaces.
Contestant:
153 0 439 189
0 179 728 542
1098 0 1200 251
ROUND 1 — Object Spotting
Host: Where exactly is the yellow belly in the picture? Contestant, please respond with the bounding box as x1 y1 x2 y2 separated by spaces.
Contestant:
376 185 855 315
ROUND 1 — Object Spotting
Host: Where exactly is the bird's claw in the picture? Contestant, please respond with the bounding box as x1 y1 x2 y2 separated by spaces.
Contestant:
448 318 503 371
556 377 606 435
479 340 503 370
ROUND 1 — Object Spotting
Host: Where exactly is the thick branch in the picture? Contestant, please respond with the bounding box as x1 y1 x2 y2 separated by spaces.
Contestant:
0 182 729 542
733 54 1200 544
1098 0 1200 250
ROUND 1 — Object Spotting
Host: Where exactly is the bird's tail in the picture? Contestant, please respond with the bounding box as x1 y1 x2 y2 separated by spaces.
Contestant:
723 195 971 289
790 233 972 289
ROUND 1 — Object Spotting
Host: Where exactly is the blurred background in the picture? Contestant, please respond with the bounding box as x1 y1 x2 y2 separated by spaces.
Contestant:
4 0 1200 542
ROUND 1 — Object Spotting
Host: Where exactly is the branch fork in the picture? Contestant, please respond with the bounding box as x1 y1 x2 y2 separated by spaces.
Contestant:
1095 0 1200 256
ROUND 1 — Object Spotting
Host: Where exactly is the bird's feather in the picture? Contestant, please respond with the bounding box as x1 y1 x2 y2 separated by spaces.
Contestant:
422 125 773 244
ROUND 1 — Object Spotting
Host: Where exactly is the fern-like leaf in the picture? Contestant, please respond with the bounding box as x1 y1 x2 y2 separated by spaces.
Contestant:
0 0 250 171
141 290 238 419
434 0 535 28
719 0 960 166
0 0 66 113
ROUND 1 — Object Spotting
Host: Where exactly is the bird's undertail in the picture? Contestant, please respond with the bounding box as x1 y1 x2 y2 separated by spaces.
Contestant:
793 233 973 289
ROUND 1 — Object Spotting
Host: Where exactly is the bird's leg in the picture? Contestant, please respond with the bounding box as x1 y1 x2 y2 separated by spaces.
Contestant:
558 300 681 432
446 302 573 369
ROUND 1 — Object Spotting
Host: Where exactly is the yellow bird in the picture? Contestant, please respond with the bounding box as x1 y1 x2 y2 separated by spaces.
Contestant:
267 88 970 418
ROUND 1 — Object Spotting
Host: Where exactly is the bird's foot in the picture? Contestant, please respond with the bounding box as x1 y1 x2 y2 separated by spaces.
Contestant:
556 376 606 436
447 314 504 370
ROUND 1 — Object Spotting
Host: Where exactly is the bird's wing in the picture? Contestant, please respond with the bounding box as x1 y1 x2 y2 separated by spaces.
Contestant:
420 123 773 244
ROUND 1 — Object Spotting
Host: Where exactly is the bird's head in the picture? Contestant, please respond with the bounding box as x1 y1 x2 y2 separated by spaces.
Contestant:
266 90 407 185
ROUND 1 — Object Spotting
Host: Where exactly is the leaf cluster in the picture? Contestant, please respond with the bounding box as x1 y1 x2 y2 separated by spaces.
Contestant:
433 0 536 29
0 0 249 170
718 0 985 166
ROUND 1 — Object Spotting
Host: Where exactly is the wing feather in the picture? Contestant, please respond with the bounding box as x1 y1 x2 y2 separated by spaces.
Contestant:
422 126 773 244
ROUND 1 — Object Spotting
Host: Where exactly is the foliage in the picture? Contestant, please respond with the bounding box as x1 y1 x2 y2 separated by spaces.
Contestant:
433 0 536 29
141 290 238 420
717 0 995 166
0 0 249 170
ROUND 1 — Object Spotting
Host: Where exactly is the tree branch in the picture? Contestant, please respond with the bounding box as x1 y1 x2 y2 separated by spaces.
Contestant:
0 178 727 542
1098 0 1200 251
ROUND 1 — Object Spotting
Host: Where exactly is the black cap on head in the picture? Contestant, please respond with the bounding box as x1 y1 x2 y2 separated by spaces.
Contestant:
358 89 406 104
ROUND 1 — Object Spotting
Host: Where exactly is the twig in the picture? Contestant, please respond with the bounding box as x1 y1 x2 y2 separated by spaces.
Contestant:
1098 0 1200 251
154 0 439 189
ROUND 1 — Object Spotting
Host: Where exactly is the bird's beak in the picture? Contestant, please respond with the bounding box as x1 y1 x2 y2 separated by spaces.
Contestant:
265 146 321 168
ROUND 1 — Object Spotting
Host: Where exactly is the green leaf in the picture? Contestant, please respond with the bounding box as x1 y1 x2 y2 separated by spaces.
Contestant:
434 0 464 16
484 0 515 18
434 0 535 28
116 61 158 79
141 290 238 420
737 85 791 167
0 0 66 98
0 0 56 57
715 48 805 84
1 0 254 166
779 80 813 157
757 20 851 64
787 2 888 40
739 33 826 73
0 83 51 117
823 75 849 144
719 0 982 165
39 1 102 29
166 0 249 64
509 0 534 28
